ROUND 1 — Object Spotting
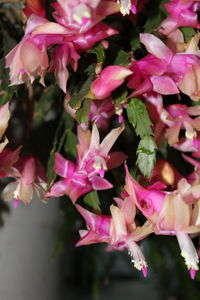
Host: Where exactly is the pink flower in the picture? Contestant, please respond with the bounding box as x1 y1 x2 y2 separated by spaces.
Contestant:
124 162 200 278
6 8 118 91
159 0 200 36
128 33 200 99
160 104 200 146
46 123 126 203
3 156 47 207
153 178 200 278
91 66 133 99
51 0 119 34
174 133 200 156
76 195 152 276
124 163 166 219
5 15 52 86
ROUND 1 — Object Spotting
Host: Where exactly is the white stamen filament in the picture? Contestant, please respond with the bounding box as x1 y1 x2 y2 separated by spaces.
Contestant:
118 0 132 16
126 239 147 271
176 232 199 271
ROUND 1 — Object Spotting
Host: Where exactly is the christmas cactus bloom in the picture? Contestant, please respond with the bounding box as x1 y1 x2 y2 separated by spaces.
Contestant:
152 178 200 279
6 5 118 90
91 66 133 99
124 163 200 278
160 104 200 146
128 33 200 99
76 196 152 276
75 204 111 246
3 156 47 207
5 15 52 86
159 0 200 36
51 0 119 34
124 163 166 220
46 123 126 203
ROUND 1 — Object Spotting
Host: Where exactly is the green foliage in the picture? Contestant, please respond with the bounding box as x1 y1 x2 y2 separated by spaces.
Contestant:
127 98 153 137
46 111 71 188
69 63 96 109
34 85 61 127
84 190 101 213
181 27 196 42
136 135 157 178
143 0 167 33
64 130 78 158
76 99 92 124
89 43 105 63
113 49 130 66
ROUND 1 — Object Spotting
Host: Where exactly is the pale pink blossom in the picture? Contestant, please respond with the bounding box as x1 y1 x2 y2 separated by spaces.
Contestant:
76 195 152 276
124 163 200 277
3 156 47 207
160 104 200 146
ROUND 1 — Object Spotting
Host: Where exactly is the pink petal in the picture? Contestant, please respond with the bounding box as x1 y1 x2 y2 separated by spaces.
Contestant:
140 33 173 64
54 152 76 178
151 75 179 95
90 176 113 190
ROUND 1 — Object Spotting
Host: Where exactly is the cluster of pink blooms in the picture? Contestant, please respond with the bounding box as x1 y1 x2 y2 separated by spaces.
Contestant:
2 0 200 279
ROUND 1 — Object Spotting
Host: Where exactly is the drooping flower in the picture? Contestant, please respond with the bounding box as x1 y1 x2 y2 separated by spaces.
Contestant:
124 163 200 278
3 156 47 207
6 4 118 91
46 123 126 203
76 195 152 276
160 104 200 146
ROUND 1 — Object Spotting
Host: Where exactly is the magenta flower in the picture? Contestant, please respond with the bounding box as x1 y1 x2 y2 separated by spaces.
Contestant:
128 33 200 99
46 123 126 203
159 0 200 36
91 66 133 99
124 163 166 219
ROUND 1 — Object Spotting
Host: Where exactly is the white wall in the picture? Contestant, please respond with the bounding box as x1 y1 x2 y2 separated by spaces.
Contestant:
0 198 62 300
